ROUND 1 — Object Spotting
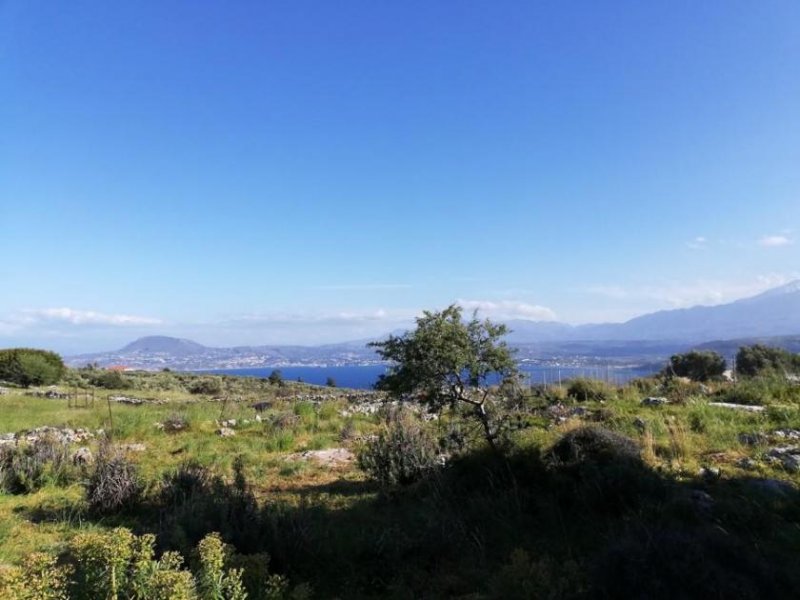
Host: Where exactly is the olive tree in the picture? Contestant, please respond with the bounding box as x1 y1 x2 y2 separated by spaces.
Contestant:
369 305 518 452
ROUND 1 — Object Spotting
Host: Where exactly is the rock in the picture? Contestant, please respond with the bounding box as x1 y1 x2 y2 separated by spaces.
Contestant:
699 466 721 481
738 432 767 446
747 478 795 497
633 417 647 432
72 447 94 466
736 457 757 470
120 443 147 453
766 446 800 473
217 427 236 438
773 429 800 441
289 448 355 467
708 402 765 412
251 401 271 412
220 419 237 428
254 414 262 423
641 397 669 407
689 489 715 516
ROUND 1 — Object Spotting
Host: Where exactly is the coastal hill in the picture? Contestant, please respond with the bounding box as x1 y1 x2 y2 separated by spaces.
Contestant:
66 281 800 370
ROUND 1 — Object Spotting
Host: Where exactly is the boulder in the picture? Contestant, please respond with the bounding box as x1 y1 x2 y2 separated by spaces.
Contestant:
641 397 669 407
217 427 236 438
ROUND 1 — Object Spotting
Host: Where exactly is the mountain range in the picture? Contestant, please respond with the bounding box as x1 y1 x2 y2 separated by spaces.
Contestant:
66 280 800 369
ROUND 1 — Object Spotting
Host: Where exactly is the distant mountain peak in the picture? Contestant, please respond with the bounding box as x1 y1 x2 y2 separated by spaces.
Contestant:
748 279 800 299
119 336 208 355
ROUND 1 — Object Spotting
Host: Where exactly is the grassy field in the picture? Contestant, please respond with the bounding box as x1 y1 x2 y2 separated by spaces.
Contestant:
1 371 800 597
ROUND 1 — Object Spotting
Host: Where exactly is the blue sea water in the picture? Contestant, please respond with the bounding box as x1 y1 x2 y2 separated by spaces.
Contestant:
204 364 659 390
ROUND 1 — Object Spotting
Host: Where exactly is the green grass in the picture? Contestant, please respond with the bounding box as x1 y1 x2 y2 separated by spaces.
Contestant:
2 371 800 597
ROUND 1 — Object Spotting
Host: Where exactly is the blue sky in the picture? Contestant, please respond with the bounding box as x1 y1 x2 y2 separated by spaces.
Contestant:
1 1 799 353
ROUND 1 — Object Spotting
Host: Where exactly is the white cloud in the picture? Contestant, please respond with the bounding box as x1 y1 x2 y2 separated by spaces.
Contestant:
758 235 793 247
456 299 557 321
18 308 163 327
584 273 800 309
686 236 708 250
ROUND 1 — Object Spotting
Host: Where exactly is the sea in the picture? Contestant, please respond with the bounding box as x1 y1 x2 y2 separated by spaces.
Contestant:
203 364 660 390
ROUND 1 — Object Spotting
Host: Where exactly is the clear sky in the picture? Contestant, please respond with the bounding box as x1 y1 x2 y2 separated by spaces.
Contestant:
1 1 799 353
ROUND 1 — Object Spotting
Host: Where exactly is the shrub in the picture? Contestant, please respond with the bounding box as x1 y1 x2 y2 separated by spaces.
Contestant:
189 378 223 396
0 434 72 494
89 370 129 390
736 344 800 378
357 409 439 487
86 447 142 514
544 426 640 469
0 552 72 600
196 532 247 600
268 370 283 386
566 378 615 402
0 348 65 387
666 350 726 382
70 528 196 600
163 412 191 433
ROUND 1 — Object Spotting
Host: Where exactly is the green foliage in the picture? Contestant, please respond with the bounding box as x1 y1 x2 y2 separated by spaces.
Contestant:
196 532 247 600
88 370 129 390
0 552 72 600
0 434 73 494
189 378 224 396
357 409 439 487
667 350 726 382
371 304 517 450
736 344 800 377
325 377 336 388
268 370 283 386
0 348 65 387
566 377 615 402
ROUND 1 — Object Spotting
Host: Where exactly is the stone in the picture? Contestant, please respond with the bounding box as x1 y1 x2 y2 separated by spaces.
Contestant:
708 402 765 412
736 457 757 470
120 443 147 453
747 478 795 497
641 397 669 407
633 417 647 432
738 432 767 446
217 427 236 438
254 414 262 423
766 446 800 473
289 448 355 467
699 466 721 481
773 429 800 441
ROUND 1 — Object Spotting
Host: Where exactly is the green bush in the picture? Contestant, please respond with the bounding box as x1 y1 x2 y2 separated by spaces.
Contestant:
88 370 129 390
666 350 726 382
736 344 800 378
566 378 615 402
0 348 65 387
357 409 439 487
188 378 223 396
0 434 73 494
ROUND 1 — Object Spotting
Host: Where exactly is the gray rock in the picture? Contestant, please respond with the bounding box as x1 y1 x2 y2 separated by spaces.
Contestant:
708 402 765 412
738 432 767 446
699 466 721 481
747 478 795 497
773 429 800 441
217 427 236 438
641 397 669 407
736 457 758 470
633 417 647 432
766 446 800 473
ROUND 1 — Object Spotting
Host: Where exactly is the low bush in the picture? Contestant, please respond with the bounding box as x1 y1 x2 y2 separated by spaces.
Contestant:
357 409 439 487
0 434 72 494
566 378 615 402
0 348 65 387
86 447 142 514
189 378 223 396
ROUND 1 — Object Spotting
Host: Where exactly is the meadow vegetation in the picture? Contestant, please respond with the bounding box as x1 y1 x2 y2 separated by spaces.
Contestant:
1 327 800 598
